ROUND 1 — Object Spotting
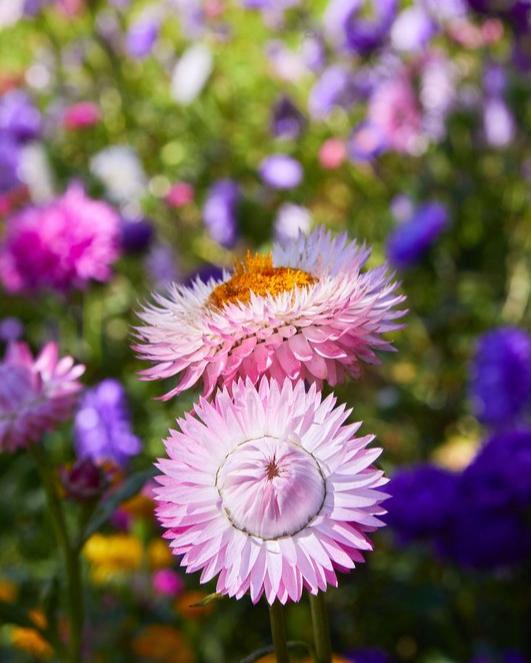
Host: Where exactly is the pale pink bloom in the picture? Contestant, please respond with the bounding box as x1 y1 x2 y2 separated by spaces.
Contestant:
368 75 424 154
63 102 101 130
0 342 84 452
155 378 388 604
135 228 405 399
319 138 346 169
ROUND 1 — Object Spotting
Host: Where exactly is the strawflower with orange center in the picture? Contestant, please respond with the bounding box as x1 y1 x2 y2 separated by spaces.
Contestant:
136 228 405 399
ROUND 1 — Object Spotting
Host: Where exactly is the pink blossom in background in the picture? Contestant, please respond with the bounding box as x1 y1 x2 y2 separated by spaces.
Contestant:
165 182 195 208
0 342 84 452
135 228 406 399
63 102 101 130
152 569 184 597
319 138 346 169
368 74 423 154
155 378 389 604
0 184 121 293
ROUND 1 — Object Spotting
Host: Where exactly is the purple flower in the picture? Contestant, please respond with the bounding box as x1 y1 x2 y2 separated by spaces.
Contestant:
274 203 311 242
183 264 224 288
343 0 398 55
483 97 515 148
308 65 354 119
145 243 180 288
348 121 386 162
0 90 41 143
390 4 436 52
386 202 448 269
120 218 154 253
0 317 24 343
483 63 508 97
203 179 240 248
270 95 305 140
60 458 108 502
469 327 531 428
259 154 303 189
386 464 459 544
0 133 20 193
346 649 393 663
126 16 160 59
75 379 141 467
436 429 531 570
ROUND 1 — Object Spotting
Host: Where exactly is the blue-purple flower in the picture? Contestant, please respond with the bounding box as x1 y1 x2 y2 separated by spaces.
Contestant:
470 327 531 428
203 179 240 248
386 202 448 269
259 154 303 189
270 95 305 140
126 15 160 59
0 90 41 143
74 379 141 467
343 0 398 55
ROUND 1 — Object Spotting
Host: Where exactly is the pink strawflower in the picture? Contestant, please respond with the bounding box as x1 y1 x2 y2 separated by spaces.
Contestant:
152 569 184 597
0 185 121 293
165 182 194 209
368 74 423 154
319 138 346 169
155 378 388 604
0 342 84 453
135 228 405 399
63 102 101 130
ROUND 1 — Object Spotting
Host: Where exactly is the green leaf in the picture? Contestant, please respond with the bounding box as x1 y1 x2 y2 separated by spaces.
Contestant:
80 467 155 545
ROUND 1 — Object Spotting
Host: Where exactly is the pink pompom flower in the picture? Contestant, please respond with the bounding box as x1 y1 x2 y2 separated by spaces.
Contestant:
0 184 121 293
135 228 405 399
63 102 101 130
155 378 388 604
0 342 84 452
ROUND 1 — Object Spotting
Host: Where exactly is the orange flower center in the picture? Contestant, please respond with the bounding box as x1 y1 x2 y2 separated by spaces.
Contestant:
208 252 317 309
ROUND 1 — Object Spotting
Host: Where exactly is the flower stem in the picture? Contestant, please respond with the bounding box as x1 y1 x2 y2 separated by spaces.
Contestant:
268 601 291 663
29 444 83 663
309 592 332 663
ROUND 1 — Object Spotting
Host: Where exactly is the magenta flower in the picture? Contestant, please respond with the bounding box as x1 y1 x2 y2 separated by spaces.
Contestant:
0 185 121 293
135 228 405 399
155 378 388 604
0 342 84 452
63 102 101 130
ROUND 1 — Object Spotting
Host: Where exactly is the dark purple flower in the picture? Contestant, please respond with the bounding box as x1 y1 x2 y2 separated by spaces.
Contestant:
120 218 154 253
145 243 180 287
259 154 303 189
348 121 386 162
0 133 20 194
183 264 224 287
60 458 108 502
125 16 160 59
0 91 41 143
270 95 305 140
74 379 141 467
386 464 459 544
483 63 507 97
469 327 531 427
347 648 393 663
203 179 240 248
0 317 24 343
343 0 398 55
386 202 448 269
436 429 531 570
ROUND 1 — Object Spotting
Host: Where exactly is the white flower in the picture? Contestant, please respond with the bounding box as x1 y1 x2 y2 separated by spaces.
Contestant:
171 43 213 105
90 146 147 208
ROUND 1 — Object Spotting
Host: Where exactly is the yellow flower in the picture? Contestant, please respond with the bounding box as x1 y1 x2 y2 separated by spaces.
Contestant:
148 539 173 569
0 578 17 602
11 611 52 660
83 533 142 582
132 625 195 663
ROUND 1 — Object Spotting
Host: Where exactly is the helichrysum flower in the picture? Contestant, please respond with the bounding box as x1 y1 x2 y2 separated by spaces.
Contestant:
155 378 388 604
0 185 121 293
0 342 84 452
74 379 141 467
136 228 405 399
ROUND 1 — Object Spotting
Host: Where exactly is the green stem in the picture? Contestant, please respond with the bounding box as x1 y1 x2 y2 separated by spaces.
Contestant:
268 601 291 663
29 444 83 663
309 592 332 663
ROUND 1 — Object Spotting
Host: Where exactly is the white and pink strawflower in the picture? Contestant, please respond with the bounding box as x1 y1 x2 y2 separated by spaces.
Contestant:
135 228 405 399
155 378 388 605
0 342 84 452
